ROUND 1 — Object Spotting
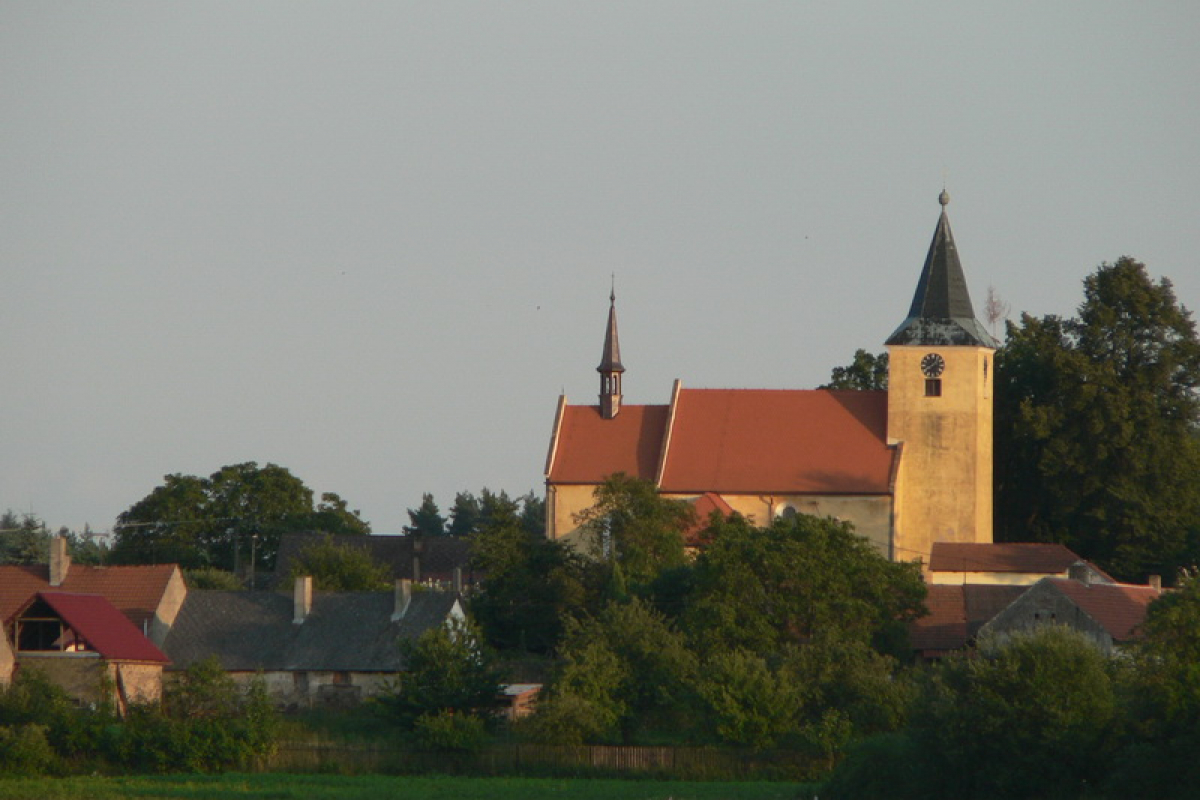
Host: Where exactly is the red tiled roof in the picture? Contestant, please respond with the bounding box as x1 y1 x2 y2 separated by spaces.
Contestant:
929 542 1085 574
910 583 1026 653
659 389 895 494
1046 578 1160 642
547 404 669 484
15 592 169 663
0 564 178 632
682 492 735 545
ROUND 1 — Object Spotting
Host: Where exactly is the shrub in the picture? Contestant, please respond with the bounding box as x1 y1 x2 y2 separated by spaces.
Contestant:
413 711 488 752
0 723 57 776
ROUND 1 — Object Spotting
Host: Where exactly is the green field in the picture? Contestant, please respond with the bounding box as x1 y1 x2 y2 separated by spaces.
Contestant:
0 774 815 800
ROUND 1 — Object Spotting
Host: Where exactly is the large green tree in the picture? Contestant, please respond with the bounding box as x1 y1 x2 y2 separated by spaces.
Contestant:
821 349 889 391
112 462 369 572
995 258 1200 580
683 513 926 656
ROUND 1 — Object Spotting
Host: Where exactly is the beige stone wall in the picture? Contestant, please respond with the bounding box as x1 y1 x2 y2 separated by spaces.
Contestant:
887 344 994 564
220 669 397 708
929 570 1067 586
150 567 188 646
0 631 15 688
548 483 894 558
115 663 163 705
17 653 107 704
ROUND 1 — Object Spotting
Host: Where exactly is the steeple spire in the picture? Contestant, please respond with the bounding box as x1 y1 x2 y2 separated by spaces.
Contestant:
597 287 624 419
885 192 997 347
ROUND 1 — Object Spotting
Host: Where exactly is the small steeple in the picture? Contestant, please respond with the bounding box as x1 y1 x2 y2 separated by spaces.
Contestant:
885 192 997 347
597 287 625 419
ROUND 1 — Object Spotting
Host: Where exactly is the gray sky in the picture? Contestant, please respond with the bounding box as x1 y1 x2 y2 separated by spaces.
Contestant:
4 2 1198 536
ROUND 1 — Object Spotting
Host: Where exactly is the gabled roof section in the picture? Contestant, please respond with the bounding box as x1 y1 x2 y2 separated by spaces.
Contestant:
162 589 460 672
1043 578 1160 642
0 563 179 632
910 583 1026 654
17 592 169 663
931 542 1087 575
682 492 735 546
885 194 997 348
546 404 670 484
658 389 896 495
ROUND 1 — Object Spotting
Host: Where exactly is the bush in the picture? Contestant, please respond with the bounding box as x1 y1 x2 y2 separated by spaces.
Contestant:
413 711 488 752
0 723 57 776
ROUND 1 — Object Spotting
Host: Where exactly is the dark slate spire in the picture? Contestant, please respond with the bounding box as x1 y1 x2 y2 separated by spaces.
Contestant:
597 288 624 419
885 192 998 348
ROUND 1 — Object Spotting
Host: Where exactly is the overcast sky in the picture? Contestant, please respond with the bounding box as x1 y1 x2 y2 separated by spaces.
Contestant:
3 2 1198 536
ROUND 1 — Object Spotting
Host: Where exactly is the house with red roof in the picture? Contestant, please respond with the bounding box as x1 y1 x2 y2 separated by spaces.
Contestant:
4 591 170 712
0 537 187 648
546 193 998 564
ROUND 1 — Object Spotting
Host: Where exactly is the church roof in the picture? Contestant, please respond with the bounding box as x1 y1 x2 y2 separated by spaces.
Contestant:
597 291 624 373
546 386 897 496
885 193 997 348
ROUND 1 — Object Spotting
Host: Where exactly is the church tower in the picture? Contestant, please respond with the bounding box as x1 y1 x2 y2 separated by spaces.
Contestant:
885 192 998 563
597 289 624 419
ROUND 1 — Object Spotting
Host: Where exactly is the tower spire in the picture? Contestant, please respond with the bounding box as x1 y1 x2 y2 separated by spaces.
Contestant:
597 287 624 419
885 192 997 347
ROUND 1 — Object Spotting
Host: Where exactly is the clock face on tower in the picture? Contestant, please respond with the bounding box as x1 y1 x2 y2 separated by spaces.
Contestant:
921 353 945 378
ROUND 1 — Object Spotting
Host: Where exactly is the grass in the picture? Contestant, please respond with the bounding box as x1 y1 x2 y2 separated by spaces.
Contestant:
0 774 817 800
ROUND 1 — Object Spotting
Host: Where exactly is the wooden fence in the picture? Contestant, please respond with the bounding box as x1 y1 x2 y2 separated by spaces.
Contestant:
263 741 816 780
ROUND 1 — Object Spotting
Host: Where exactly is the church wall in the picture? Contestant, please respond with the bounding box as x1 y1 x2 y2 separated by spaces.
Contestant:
546 483 600 549
887 345 994 563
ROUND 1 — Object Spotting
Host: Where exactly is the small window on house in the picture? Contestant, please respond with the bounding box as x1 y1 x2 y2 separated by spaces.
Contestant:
925 378 942 397
333 672 351 686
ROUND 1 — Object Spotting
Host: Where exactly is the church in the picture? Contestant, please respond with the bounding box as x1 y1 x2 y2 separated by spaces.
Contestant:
543 193 999 565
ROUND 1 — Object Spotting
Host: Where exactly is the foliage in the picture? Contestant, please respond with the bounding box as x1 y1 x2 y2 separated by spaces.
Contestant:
184 567 244 590
285 535 391 591
469 517 590 653
536 598 698 745
907 627 1116 799
574 474 692 590
695 649 802 748
111 462 370 572
0 511 51 565
823 732 925 800
381 617 503 730
412 710 489 753
404 493 447 536
995 258 1200 580
821 349 889 391
0 723 56 776
684 513 926 655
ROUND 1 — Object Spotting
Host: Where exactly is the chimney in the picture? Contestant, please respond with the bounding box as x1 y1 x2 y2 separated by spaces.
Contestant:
293 575 312 624
1149 574 1162 592
50 536 71 587
453 567 463 594
392 579 412 621
1067 563 1093 586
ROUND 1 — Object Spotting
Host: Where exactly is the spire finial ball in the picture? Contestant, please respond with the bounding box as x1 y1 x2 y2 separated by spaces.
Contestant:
939 190 950 207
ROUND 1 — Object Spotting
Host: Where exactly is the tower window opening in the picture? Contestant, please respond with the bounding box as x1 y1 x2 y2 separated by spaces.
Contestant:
925 378 942 397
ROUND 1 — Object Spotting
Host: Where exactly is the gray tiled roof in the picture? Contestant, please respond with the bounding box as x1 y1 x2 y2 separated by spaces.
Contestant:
886 202 998 348
162 589 460 672
272 533 474 588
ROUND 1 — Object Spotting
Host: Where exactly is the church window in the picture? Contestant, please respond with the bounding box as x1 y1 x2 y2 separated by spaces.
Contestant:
925 378 942 397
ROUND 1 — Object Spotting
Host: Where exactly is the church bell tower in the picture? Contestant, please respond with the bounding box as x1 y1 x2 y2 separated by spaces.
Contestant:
885 192 998 562
598 289 624 419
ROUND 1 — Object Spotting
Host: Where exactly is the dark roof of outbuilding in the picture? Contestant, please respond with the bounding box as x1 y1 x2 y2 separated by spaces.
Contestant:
886 196 997 348
273 533 473 588
162 589 460 672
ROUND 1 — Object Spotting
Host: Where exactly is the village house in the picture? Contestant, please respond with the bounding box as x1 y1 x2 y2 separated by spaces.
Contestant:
162 576 464 708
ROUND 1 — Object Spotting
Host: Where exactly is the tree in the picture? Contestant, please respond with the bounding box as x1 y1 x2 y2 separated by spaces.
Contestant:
381 617 503 729
0 512 50 565
684 513 926 656
468 517 589 653
822 349 889 391
284 535 391 591
533 598 698 744
907 627 1116 800
574 474 692 590
447 492 482 537
404 493 446 536
112 462 370 572
995 258 1200 580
